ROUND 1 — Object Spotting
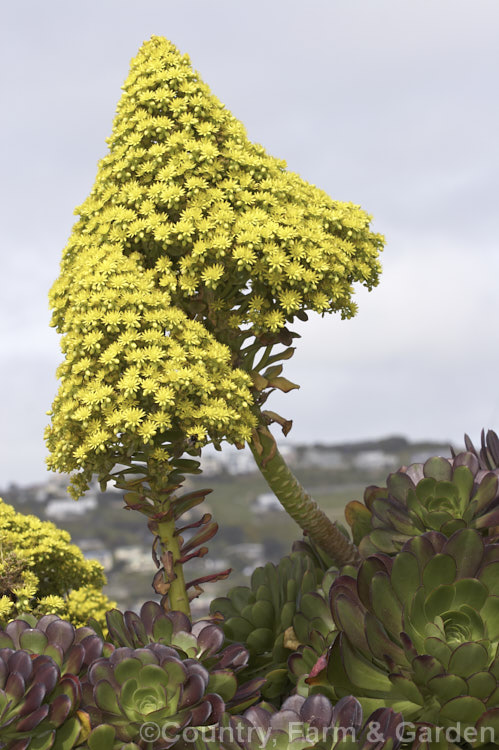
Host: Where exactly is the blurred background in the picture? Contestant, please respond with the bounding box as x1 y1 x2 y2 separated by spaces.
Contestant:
1 0 498 609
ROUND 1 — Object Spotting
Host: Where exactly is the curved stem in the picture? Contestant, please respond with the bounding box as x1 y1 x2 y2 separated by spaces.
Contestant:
248 427 360 567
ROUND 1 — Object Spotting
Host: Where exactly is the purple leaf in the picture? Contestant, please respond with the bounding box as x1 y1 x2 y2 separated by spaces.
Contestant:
48 694 72 726
15 705 49 732
8 651 33 681
179 673 205 708
46 620 75 653
301 694 333 728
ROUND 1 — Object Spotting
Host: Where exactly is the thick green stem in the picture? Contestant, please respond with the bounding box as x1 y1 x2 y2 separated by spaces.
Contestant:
156 515 191 617
248 428 361 567
115 471 192 617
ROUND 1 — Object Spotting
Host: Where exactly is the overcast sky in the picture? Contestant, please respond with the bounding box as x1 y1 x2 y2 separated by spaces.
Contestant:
1 0 499 486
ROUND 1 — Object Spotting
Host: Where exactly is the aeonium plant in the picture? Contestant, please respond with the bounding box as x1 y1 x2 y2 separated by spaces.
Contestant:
46 34 384 615
323 528 499 744
345 450 499 556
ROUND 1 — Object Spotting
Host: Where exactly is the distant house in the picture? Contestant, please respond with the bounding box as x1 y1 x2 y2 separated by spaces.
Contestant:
351 451 398 471
45 496 97 519
293 446 346 470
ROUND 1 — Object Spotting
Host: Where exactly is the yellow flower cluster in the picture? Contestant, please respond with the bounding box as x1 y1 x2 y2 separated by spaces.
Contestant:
47 36 383 494
0 499 114 627
48 242 256 496
67 36 382 331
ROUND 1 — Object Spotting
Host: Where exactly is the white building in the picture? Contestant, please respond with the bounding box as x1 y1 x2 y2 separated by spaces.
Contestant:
45 496 97 519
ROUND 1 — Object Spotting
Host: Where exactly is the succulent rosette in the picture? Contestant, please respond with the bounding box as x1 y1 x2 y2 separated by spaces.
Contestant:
0 614 111 678
210 548 340 701
203 695 402 750
326 528 499 741
83 642 226 747
346 452 499 556
97 601 262 713
0 648 86 747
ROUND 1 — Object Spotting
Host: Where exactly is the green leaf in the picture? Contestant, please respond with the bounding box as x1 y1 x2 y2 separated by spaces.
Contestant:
479 562 499 596
246 627 274 653
466 671 496 700
480 596 499 640
424 457 452 482
44 643 63 668
114 657 142 685
451 466 475 511
171 631 197 656
444 529 484 578
389 674 424 705
333 594 369 653
453 579 488 611
95 679 121 715
426 510 456 530
106 610 130 646
299 592 329 622
387 472 415 503
207 670 237 701
228 586 254 612
151 616 174 644
412 655 441 684
422 554 457 590
251 599 275 630
340 636 394 696
473 473 499 511
51 716 86 750
255 584 273 604
87 724 117 750
427 673 467 702
475 708 499 740
439 695 485 724
414 477 437 504
344 501 372 546
19 628 49 654
369 529 405 554
26 733 56 750
448 642 489 678
424 584 455 621
0 633 14 649
224 616 253 641
119 677 140 712
370 573 403 636
423 637 452 669
147 662 181 690
357 557 388 607
280 601 295 630
365 613 408 666
391 552 421 605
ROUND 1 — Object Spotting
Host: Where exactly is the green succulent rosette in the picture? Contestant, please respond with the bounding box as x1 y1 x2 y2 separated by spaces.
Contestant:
82 642 226 747
346 452 499 556
0 614 112 679
0 648 86 748
326 529 499 743
210 546 340 701
95 601 263 713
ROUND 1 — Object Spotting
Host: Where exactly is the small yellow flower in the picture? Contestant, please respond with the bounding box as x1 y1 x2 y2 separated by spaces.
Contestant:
200 264 224 289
